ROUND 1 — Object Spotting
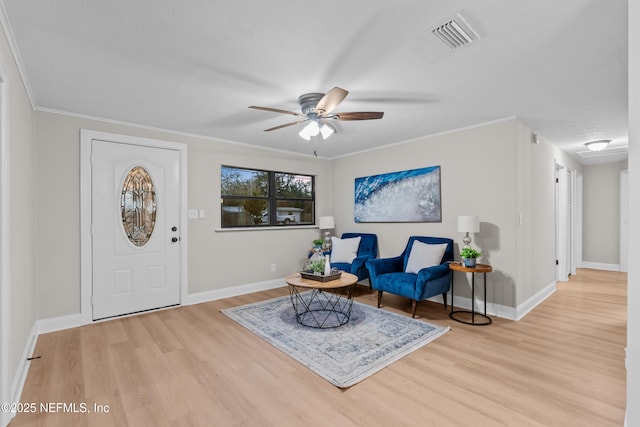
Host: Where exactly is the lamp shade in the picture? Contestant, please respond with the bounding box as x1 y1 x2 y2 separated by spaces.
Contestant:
457 215 479 233
318 216 335 229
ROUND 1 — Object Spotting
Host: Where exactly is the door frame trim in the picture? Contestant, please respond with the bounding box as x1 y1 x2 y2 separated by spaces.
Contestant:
80 130 188 324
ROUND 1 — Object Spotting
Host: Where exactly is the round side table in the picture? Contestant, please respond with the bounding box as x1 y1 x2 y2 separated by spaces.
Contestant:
448 262 493 325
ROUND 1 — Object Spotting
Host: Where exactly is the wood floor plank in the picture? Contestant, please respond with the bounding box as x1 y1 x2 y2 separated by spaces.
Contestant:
10 269 626 426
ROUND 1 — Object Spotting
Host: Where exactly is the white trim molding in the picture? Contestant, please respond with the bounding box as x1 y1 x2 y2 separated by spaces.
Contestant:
425 279 557 322
430 293 520 320
35 314 84 335
9 323 36 408
35 278 287 335
514 281 557 321
581 262 621 272
185 279 286 306
429 280 556 321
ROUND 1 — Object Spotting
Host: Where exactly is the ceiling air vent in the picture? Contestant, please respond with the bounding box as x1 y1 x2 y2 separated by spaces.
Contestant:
432 13 479 49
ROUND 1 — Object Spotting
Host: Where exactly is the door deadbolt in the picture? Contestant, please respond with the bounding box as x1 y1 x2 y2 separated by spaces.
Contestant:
171 226 178 232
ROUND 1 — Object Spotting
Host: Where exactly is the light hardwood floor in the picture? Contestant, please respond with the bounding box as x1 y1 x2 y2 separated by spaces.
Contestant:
10 268 626 426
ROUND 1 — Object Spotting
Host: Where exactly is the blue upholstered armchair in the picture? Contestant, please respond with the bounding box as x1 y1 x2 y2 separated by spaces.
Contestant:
329 233 378 284
366 236 454 318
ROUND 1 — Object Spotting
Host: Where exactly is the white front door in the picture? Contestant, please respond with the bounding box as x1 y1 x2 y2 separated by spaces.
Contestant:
91 140 181 320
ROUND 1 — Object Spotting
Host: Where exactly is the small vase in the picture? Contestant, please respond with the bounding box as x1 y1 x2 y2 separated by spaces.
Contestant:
463 257 477 268
324 254 331 276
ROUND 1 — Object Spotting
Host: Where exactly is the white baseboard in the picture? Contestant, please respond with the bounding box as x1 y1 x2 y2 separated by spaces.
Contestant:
9 323 38 412
36 313 84 334
581 261 621 272
427 293 517 320
514 281 556 320
430 280 557 322
34 279 288 336
34 279 289 334
184 278 286 306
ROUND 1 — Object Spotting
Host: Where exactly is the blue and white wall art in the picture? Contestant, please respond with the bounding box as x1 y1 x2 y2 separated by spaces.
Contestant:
354 166 441 223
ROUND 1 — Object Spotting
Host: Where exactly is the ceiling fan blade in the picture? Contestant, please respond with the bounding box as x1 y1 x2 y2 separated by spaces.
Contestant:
264 120 307 132
249 106 305 117
335 111 384 120
315 87 349 115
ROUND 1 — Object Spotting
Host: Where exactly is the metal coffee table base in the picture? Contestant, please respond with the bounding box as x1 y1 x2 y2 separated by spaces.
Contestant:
288 287 354 329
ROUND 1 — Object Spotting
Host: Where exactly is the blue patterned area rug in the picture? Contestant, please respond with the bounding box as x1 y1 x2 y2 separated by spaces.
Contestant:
221 293 449 388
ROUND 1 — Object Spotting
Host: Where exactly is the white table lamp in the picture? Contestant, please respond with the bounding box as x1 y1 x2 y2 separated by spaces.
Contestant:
457 215 479 249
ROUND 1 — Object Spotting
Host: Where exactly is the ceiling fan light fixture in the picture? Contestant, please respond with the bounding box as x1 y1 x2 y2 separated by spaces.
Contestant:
299 121 320 140
584 139 611 151
320 123 335 139
251 86 383 140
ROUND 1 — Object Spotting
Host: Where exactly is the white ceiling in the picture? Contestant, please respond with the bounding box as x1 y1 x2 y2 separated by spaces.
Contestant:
0 0 628 163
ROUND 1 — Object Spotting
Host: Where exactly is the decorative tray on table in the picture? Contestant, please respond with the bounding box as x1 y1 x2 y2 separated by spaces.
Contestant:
299 271 342 282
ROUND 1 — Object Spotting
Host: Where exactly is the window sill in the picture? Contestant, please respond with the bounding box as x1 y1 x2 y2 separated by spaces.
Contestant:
215 225 319 232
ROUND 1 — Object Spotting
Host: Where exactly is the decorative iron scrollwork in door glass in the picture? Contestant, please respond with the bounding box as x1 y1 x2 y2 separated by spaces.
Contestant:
121 166 157 246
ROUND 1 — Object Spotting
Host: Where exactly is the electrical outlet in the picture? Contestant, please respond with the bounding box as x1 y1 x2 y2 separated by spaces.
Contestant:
271 264 277 272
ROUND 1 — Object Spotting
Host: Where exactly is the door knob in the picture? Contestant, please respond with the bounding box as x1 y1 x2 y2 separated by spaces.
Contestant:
171 237 178 243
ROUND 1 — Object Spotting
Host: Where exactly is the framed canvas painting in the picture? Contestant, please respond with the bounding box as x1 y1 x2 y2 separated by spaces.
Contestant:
354 166 441 223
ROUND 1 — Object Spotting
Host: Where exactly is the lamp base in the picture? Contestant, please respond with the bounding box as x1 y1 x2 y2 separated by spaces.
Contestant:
323 231 332 251
462 233 472 250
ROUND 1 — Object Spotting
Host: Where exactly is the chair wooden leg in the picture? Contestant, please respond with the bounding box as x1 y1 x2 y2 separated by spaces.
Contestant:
377 290 383 307
442 292 447 309
411 300 417 318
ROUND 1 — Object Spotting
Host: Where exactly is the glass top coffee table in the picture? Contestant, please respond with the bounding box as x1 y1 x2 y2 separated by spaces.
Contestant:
285 272 358 329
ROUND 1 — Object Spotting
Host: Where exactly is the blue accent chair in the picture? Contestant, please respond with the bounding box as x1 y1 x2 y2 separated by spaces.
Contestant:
366 236 454 318
330 233 378 285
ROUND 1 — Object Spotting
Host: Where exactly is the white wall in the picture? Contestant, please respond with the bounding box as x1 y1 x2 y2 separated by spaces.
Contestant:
332 119 520 308
582 160 627 267
0 4 633 422
0 13 36 416
332 117 582 313
33 113 586 318
35 111 332 319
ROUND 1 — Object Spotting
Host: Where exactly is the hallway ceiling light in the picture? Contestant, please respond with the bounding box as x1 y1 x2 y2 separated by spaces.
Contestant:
584 140 611 151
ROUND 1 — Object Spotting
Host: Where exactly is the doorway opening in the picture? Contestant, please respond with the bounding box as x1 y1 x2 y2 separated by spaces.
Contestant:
556 163 577 281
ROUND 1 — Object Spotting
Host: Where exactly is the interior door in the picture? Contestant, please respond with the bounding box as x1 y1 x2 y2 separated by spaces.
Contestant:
91 140 181 320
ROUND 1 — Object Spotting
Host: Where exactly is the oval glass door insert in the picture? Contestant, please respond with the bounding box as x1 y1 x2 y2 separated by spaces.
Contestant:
121 166 157 246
